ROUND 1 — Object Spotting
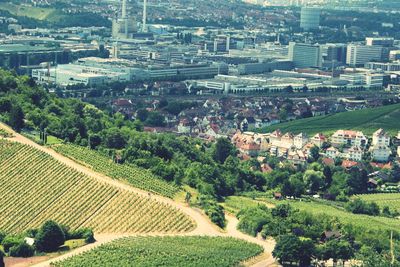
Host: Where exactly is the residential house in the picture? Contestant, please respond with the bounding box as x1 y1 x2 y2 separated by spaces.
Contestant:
397 146 400 158
177 118 193 134
311 133 326 147
326 146 339 159
341 160 359 170
287 149 307 166
370 145 392 162
372 128 391 147
294 133 309 149
345 146 364 161
331 130 368 147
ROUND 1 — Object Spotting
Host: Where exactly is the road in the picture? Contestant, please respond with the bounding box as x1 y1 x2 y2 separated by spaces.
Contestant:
0 122 277 267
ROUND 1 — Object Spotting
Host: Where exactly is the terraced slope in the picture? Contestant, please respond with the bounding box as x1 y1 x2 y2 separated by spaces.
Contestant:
53 144 179 198
0 140 194 234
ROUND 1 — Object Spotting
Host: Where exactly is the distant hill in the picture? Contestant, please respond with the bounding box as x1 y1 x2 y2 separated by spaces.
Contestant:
0 140 194 234
260 103 400 136
0 3 58 21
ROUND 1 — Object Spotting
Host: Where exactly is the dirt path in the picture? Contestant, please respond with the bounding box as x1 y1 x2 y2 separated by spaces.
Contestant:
0 122 277 267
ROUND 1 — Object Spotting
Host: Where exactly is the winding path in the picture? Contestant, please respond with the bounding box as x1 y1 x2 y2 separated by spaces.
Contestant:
0 122 276 267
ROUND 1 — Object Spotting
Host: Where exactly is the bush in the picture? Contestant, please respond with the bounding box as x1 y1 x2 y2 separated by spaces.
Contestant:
0 248 4 267
35 221 65 252
9 243 35 257
0 232 6 244
1 236 21 253
237 206 271 237
69 228 95 243
198 196 226 228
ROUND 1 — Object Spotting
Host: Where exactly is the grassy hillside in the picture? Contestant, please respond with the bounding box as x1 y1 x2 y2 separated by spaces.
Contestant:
354 193 400 211
0 140 194 234
52 144 180 198
51 236 263 267
261 103 400 136
0 3 58 20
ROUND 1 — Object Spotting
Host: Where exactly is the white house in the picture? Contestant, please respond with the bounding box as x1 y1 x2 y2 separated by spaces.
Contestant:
311 133 326 147
294 133 309 149
331 130 368 147
345 146 364 161
397 146 400 158
372 128 390 147
371 146 392 162
326 146 339 159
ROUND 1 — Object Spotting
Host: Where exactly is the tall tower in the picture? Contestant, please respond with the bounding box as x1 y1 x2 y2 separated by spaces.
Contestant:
112 0 137 39
142 0 147 32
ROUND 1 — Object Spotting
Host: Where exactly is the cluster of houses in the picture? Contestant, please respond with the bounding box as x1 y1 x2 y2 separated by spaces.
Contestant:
232 128 400 167
112 95 390 141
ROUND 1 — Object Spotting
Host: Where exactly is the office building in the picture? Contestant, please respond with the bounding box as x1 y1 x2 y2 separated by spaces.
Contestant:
320 43 347 67
366 37 394 47
288 42 321 68
346 44 383 67
300 7 321 31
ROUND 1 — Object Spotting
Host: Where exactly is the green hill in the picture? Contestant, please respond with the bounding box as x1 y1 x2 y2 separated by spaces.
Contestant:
0 3 58 21
261 104 400 136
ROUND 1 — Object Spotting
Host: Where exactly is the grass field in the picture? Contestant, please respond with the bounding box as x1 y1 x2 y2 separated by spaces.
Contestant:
52 144 180 198
51 236 263 267
261 103 400 136
222 196 274 215
354 193 400 211
0 3 58 20
0 140 194 234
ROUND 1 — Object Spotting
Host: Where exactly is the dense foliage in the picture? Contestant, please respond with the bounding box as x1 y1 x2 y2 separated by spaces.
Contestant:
51 236 263 267
236 203 400 266
0 220 94 258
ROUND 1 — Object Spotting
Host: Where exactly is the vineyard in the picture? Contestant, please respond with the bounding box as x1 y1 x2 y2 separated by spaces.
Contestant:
354 193 400 211
51 236 263 267
0 140 195 234
52 144 180 198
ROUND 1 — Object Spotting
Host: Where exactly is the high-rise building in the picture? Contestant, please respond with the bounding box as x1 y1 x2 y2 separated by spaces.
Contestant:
300 7 321 31
112 0 137 39
288 42 321 68
320 44 347 67
366 37 394 47
346 44 383 67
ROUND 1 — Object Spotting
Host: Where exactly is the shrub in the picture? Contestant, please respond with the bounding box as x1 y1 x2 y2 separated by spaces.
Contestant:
1 236 21 253
69 228 95 243
237 206 271 237
9 242 35 257
35 221 65 252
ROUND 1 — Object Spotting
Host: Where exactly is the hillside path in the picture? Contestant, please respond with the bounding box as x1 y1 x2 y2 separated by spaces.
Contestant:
0 122 277 267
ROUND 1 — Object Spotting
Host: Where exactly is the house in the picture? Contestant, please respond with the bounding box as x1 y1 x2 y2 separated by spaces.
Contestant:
322 157 335 166
294 133 309 149
177 119 193 134
345 146 364 161
270 129 283 143
321 231 342 242
260 163 273 173
370 145 392 162
397 146 400 158
367 178 378 191
326 146 339 159
273 192 283 200
311 133 326 147
342 160 359 170
287 150 307 166
372 128 391 147
394 131 400 146
331 130 368 147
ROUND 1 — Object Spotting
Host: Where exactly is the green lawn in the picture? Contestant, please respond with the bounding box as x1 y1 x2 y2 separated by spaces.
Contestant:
0 3 58 20
260 104 400 136
51 236 263 267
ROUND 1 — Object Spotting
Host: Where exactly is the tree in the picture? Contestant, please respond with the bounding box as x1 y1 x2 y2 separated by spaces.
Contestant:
320 239 354 266
273 234 315 266
35 220 65 252
0 248 3 267
9 104 24 132
212 138 237 164
9 242 35 257
303 170 324 194
347 167 368 194
136 108 149 122
309 146 320 162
